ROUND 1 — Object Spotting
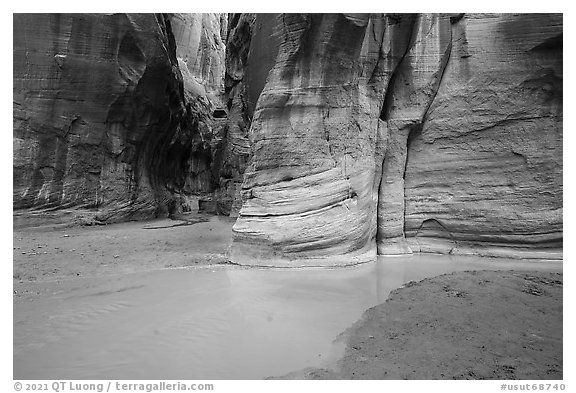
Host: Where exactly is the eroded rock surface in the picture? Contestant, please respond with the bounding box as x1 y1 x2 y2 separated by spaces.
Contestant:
404 14 563 258
13 13 228 223
13 13 562 263
231 14 391 266
169 13 227 104
377 14 452 255
230 13 563 265
212 13 257 216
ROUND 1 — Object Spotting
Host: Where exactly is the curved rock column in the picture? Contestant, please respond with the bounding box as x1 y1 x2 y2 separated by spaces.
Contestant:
230 14 398 266
229 13 562 264
377 14 452 254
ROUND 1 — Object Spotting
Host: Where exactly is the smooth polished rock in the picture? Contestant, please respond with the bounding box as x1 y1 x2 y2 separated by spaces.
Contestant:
13 14 562 262
229 13 563 265
13 14 224 222
168 13 227 104
231 14 396 266
403 13 563 257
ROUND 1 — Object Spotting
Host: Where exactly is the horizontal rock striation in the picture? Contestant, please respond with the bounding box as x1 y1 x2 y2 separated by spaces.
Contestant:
13 13 562 262
377 14 452 255
231 14 430 266
212 13 257 216
230 13 563 265
13 13 228 223
404 14 563 258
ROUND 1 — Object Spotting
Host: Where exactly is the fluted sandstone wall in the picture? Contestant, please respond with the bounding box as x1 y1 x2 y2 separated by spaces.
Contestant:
13 13 228 223
231 13 447 265
13 13 562 263
230 13 563 265
214 13 283 216
168 13 227 104
403 14 563 258
211 14 256 216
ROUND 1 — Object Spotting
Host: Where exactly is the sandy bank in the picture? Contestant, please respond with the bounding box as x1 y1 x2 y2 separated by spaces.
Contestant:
280 270 562 380
13 213 236 303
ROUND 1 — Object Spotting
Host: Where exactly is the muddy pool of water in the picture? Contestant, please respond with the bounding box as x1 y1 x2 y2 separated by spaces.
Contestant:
13 254 562 379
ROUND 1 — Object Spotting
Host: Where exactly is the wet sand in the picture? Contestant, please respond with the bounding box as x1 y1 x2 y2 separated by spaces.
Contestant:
13 215 562 379
282 270 563 380
13 214 235 303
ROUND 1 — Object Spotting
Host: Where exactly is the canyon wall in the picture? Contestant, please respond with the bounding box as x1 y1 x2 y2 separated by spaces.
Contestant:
169 13 227 103
230 13 563 265
403 14 563 258
13 13 562 263
13 13 228 224
213 13 257 216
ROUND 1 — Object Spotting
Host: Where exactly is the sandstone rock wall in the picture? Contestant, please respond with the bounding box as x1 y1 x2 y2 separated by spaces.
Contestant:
168 13 227 104
231 14 417 266
230 13 563 265
13 13 562 262
377 14 452 255
213 13 283 216
13 13 228 223
403 14 563 258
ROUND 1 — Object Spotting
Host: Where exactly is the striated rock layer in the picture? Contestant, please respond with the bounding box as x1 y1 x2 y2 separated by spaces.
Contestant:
13 13 562 263
230 13 562 265
213 13 257 216
403 14 563 258
13 13 228 223
169 13 227 104
231 13 447 265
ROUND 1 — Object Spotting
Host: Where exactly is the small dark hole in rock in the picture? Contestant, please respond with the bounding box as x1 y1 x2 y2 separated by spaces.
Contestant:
213 108 227 118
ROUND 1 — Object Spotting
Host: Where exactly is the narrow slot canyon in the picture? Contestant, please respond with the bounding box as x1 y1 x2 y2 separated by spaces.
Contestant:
12 12 564 382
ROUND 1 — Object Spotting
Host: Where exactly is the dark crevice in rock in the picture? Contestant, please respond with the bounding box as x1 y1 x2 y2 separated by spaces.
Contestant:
403 123 422 183
414 218 459 253
449 13 465 24
379 16 418 122
212 108 228 118
379 72 398 122
422 36 452 124
530 33 562 52
217 14 257 216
